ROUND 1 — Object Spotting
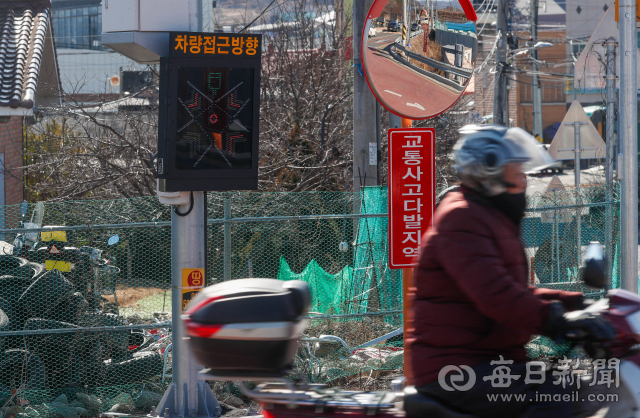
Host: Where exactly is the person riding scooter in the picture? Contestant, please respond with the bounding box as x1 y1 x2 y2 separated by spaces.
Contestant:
407 125 616 418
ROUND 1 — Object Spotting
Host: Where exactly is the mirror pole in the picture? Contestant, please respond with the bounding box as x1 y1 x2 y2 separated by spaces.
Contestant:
389 112 401 129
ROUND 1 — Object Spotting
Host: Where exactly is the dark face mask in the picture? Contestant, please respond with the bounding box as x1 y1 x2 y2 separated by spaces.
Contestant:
487 192 527 226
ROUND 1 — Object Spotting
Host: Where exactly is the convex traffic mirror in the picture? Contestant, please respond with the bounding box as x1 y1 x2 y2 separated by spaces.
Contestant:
363 0 477 119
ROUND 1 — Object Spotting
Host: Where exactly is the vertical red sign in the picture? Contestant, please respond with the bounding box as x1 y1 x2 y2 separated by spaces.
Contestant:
388 128 435 269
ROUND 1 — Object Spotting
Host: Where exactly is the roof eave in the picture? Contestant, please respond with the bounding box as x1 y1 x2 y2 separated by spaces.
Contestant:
0 107 34 116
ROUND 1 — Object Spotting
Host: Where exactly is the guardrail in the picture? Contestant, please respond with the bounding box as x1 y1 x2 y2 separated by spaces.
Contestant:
388 45 465 92
393 42 472 79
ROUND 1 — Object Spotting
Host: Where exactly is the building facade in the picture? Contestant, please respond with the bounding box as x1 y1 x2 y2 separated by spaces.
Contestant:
51 0 141 99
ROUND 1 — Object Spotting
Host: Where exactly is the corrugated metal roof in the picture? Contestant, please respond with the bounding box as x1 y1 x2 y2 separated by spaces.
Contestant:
0 0 52 109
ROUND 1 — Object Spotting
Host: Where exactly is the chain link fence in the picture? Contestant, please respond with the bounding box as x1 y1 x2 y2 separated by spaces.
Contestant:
0 185 619 414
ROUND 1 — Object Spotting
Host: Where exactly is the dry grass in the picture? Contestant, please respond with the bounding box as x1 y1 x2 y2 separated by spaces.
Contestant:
438 8 467 22
305 315 401 347
408 36 446 76
102 285 166 307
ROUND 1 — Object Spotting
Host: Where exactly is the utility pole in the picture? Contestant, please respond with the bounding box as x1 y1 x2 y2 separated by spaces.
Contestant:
605 38 616 285
493 0 509 126
530 0 542 139
618 0 638 292
353 0 378 195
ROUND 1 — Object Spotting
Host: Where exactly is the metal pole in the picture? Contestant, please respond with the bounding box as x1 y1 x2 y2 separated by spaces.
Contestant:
619 0 638 292
556 217 560 281
551 210 555 281
154 192 220 418
172 192 202 417
493 0 508 126
389 111 401 129
574 124 581 190
530 0 542 138
376 101 381 185
574 124 582 268
566 122 587 269
154 14 220 416
224 195 231 281
605 38 616 286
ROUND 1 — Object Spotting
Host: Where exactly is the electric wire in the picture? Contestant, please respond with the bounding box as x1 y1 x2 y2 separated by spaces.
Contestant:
238 0 280 33
475 31 500 74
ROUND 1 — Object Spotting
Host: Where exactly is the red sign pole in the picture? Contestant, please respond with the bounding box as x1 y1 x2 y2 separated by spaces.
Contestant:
422 27 428 54
392 119 435 386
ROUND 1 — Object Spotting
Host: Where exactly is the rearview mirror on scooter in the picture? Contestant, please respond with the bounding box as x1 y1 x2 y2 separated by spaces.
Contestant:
583 241 606 290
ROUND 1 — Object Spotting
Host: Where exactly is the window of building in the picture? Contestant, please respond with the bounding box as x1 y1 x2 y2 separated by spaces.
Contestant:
53 5 105 50
571 42 586 61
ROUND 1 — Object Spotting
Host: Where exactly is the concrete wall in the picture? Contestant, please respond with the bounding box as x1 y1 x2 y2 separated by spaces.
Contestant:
566 0 614 39
56 48 142 96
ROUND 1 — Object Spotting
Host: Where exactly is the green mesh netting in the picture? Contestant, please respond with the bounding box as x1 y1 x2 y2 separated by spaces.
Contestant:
278 257 353 314
0 185 621 407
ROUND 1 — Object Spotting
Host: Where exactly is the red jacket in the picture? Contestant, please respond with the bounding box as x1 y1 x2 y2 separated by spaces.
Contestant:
408 188 583 387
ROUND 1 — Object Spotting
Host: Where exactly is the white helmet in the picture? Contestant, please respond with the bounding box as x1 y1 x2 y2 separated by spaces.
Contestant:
454 125 552 196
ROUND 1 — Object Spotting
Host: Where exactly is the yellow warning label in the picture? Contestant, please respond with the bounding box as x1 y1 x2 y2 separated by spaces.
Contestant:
181 268 205 312
45 260 73 272
41 230 67 242
182 290 201 312
182 268 205 288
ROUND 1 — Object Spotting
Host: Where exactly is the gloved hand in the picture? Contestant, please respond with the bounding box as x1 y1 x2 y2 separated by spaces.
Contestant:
577 297 597 310
577 297 596 310
544 301 616 342
562 309 616 340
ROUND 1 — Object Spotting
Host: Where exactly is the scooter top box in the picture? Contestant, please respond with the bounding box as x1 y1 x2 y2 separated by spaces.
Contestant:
183 278 311 373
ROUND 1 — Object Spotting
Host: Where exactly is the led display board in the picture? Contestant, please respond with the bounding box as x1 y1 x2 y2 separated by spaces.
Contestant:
157 32 261 192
